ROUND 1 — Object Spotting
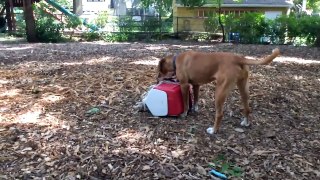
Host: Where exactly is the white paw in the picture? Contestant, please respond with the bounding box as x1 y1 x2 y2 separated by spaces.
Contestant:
229 111 234 117
192 104 199 113
240 117 250 127
206 127 215 134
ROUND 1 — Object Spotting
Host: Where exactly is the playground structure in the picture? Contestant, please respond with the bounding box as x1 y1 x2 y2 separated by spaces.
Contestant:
0 0 40 32
0 0 98 33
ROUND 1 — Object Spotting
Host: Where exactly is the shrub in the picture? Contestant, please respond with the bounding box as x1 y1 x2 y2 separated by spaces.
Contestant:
225 12 268 44
103 32 130 42
35 16 64 43
94 11 108 29
142 17 160 32
81 31 102 41
203 13 220 33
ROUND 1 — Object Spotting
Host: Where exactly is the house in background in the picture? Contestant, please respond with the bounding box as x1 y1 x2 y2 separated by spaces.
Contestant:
80 0 156 17
173 0 294 32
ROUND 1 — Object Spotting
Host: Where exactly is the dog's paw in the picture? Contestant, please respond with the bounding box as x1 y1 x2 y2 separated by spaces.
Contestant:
206 127 215 135
191 104 199 113
240 117 250 127
179 111 188 119
229 111 234 117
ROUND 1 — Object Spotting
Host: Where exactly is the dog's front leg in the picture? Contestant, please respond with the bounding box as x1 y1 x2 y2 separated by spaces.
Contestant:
180 83 190 118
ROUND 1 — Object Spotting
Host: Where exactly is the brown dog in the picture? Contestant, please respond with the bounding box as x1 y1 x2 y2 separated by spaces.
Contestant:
157 48 280 134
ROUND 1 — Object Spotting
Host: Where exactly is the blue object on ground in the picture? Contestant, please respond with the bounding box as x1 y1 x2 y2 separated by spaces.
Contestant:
209 169 228 180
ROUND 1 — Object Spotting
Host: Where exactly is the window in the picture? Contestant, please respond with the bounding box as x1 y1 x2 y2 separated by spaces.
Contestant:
198 10 205 17
196 10 216 17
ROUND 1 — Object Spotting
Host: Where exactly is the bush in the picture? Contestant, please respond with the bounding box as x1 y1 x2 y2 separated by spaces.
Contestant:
103 32 130 42
35 16 64 43
224 12 268 44
203 13 220 33
94 11 108 29
142 17 160 32
81 31 102 41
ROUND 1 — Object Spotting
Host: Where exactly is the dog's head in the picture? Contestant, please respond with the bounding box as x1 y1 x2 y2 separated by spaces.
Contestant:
157 55 176 83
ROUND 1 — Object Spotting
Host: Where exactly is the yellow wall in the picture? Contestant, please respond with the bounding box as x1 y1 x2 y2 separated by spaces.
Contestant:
173 6 288 33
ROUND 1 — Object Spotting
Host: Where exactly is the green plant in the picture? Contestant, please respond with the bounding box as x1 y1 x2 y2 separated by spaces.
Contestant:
222 12 269 44
94 11 108 29
104 32 130 42
142 17 160 32
203 12 220 33
209 154 244 178
81 31 102 41
35 15 64 42
118 16 139 32
65 16 82 29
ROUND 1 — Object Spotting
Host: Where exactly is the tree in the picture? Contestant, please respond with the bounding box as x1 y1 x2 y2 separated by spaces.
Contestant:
23 0 38 42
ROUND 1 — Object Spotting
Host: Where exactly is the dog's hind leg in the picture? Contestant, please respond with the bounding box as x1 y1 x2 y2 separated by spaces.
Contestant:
213 79 234 133
237 77 251 127
192 85 200 113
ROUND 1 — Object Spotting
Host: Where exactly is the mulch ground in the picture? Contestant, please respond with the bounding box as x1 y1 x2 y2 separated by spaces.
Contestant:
0 40 320 180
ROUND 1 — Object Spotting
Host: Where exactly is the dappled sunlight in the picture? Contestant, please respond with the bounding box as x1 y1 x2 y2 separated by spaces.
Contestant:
2 46 33 51
145 46 168 50
0 79 10 85
0 89 22 98
114 127 195 160
17 105 42 124
130 56 160 65
85 56 114 65
293 75 304 80
1 105 63 126
41 93 65 103
116 128 147 145
274 56 320 64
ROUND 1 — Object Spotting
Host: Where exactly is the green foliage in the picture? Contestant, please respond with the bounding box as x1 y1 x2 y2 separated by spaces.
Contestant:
65 16 82 29
81 31 102 41
56 0 72 9
118 16 139 32
224 12 268 44
142 17 160 32
203 13 220 33
217 11 320 46
140 0 172 15
209 154 244 178
268 14 320 46
180 0 206 7
104 32 130 42
293 0 320 12
94 11 108 29
35 15 64 43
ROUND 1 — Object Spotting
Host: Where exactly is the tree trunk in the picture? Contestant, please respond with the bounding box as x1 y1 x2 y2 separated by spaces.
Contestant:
218 1 225 42
23 0 38 42
5 1 13 33
73 0 83 15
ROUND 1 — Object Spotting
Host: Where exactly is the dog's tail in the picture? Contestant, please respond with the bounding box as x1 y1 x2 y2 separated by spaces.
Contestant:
240 48 280 65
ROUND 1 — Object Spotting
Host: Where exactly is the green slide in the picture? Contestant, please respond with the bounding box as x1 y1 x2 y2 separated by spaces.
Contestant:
44 0 98 31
